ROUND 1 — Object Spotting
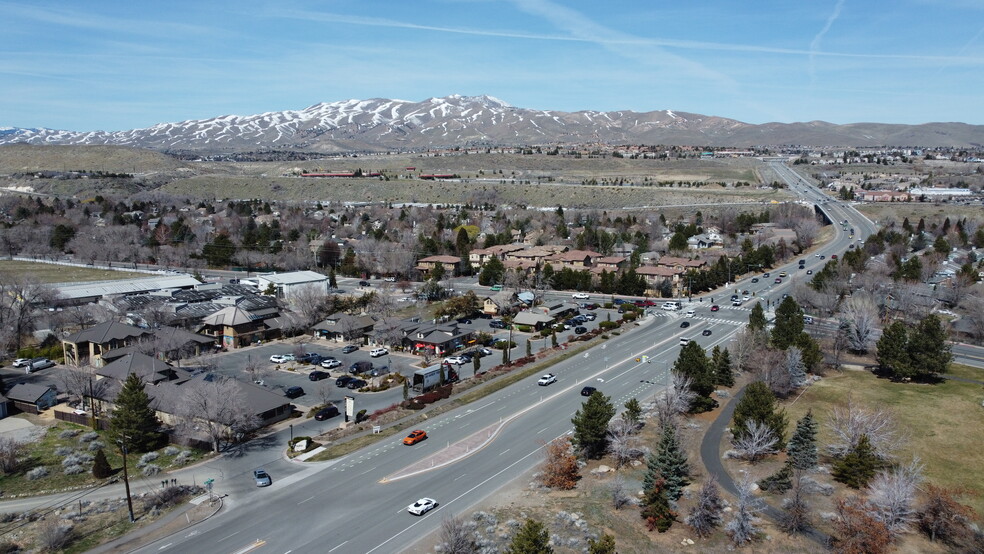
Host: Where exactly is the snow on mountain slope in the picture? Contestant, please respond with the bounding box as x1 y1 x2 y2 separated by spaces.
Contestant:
2 95 982 150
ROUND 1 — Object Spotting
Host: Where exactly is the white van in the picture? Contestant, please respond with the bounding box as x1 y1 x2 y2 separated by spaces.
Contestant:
679 337 690 346
662 301 682 311
685 308 696 317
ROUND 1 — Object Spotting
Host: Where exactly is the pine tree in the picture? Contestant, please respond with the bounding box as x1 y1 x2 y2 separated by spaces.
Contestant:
622 398 642 427
771 296 805 349
109 373 162 452
507 518 553 554
748 301 767 332
91 448 112 479
833 434 880 489
758 463 792 493
787 410 819 471
732 381 787 449
571 390 616 459
908 314 952 380
673 341 716 413
713 347 735 387
876 320 911 379
641 476 677 533
587 534 616 554
651 422 690 500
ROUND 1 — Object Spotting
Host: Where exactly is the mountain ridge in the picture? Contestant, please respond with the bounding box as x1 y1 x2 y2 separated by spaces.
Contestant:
2 95 982 151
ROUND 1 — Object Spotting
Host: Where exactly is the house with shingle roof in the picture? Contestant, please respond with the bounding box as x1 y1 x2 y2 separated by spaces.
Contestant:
416 255 461 278
62 321 154 368
198 306 279 349
6 383 58 414
95 352 192 385
313 313 376 342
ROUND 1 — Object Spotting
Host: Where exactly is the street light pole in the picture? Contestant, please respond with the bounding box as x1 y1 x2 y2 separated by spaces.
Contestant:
117 436 135 523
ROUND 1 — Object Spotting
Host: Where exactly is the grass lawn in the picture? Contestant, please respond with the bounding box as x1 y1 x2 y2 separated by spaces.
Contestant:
0 260 146 284
785 363 984 516
0 421 209 497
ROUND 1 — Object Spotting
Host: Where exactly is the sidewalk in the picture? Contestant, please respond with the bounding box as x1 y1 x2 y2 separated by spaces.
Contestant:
87 494 222 554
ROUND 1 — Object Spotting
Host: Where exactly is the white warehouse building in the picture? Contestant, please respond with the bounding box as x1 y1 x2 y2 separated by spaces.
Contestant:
255 271 329 299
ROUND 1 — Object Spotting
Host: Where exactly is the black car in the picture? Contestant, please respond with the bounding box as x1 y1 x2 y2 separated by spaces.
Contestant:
296 353 321 364
680 321 690 328
359 280 371 287
308 370 329 381
574 326 587 334
341 345 359 354
314 405 340 421
489 320 506 329
456 317 473 324
284 386 305 399
702 329 713 336
458 353 474 363
580 386 597 397
335 375 354 387
349 361 373 374
347 379 368 390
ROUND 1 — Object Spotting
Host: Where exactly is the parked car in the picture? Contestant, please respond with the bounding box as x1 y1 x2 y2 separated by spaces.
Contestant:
253 469 272 487
384 276 397 282
346 378 368 390
444 356 466 365
284 386 305 399
407 497 437 516
403 430 427 445
270 354 295 364
572 292 590 300
458 353 474 364
27 358 55 372
308 370 330 381
335 375 355 387
321 358 342 369
349 361 373 374
574 326 588 334
537 374 557 386
489 320 507 329
11 358 31 368
456 317 473 324
314 405 340 421
490 284 504 291
341 345 359 354
474 347 493 357
580 386 597 397
369 347 388 358
296 352 321 364
584 313 597 321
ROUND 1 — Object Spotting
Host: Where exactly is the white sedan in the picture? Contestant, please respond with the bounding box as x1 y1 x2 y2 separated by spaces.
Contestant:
407 497 438 515
270 354 295 364
572 292 590 300
11 358 31 368
537 374 557 386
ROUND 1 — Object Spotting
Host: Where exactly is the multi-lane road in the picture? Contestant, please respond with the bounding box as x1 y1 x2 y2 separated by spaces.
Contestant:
126 163 882 553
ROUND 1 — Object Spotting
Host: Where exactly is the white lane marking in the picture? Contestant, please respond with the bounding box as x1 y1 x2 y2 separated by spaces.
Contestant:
218 531 240 542
328 541 349 552
298 496 315 504
499 449 511 456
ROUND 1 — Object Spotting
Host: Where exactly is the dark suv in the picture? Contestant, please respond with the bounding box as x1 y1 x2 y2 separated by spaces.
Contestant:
489 320 507 329
284 386 305 399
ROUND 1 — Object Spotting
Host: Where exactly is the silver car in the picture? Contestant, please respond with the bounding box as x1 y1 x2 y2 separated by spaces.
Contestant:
253 469 272 487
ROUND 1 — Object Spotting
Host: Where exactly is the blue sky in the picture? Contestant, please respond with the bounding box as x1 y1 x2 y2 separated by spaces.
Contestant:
2 0 983 131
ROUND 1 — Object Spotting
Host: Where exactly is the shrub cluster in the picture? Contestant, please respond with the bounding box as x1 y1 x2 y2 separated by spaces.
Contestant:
406 384 454 408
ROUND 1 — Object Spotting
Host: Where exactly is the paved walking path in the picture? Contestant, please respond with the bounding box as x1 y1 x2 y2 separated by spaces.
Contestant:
699 384 829 546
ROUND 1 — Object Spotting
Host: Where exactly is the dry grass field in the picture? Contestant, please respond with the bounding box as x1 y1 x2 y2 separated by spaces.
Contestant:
856 202 984 225
0 260 147 284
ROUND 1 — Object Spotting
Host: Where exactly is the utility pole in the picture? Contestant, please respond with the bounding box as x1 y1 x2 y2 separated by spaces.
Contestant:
117 436 135 523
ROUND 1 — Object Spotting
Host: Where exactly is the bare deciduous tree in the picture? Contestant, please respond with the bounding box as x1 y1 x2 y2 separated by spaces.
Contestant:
609 474 630 510
653 372 695 428
827 398 906 460
841 293 879 353
780 469 813 534
729 327 760 374
438 514 477 554
174 377 260 452
866 458 923 537
606 418 643 469
732 421 779 462
0 437 25 474
726 474 764 546
58 365 109 415
0 276 56 353
686 477 724 538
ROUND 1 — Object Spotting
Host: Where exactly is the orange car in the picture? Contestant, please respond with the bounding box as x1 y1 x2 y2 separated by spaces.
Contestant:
403 430 427 445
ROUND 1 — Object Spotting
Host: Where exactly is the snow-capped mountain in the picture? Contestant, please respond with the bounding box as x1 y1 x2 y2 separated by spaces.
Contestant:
2 95 982 150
